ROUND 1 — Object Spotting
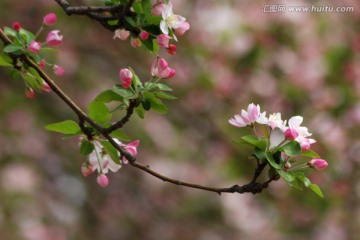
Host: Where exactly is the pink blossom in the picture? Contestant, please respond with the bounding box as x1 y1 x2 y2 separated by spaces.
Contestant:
174 22 190 36
113 29 130 40
119 68 133 88
157 34 171 48
97 174 109 188
122 140 140 164
53 65 64 76
308 159 328 170
12 22 21 31
151 58 176 79
285 116 316 150
81 163 95 177
25 88 35 99
229 103 267 127
46 30 63 46
43 13 57 26
28 41 42 54
42 81 52 92
167 44 176 55
139 31 149 40
131 37 141 48
284 128 299 140
151 2 166 16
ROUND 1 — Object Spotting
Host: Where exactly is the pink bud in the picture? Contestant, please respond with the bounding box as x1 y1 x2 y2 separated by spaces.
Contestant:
158 58 169 70
139 31 149 40
42 81 52 92
157 34 171 48
284 128 299 141
25 88 35 99
167 44 176 55
174 22 190 36
308 158 328 170
113 29 130 40
12 22 21 31
39 59 46 69
28 41 42 54
119 68 133 88
299 139 311 152
53 65 65 76
46 30 63 46
43 13 57 26
151 2 166 16
131 37 141 48
97 174 109 188
151 58 176 79
81 163 95 177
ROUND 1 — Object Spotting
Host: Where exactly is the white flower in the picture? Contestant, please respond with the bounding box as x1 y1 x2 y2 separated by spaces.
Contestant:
88 140 122 174
160 3 186 38
267 113 287 131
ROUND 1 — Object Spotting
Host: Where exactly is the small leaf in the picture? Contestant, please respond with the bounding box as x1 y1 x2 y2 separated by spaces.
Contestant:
156 83 173 91
3 44 23 53
289 178 304 190
88 101 112 124
141 0 152 12
239 135 267 150
80 140 95 155
95 90 124 103
19 28 35 44
125 16 137 27
281 141 301 156
141 98 151 111
110 129 130 141
277 169 295 183
254 148 266 161
4 27 16 37
294 172 312 187
300 150 320 159
310 184 324 198
107 20 119 26
265 152 281 169
112 86 137 99
135 107 145 119
28 67 43 85
45 120 81 134
155 91 177 100
0 54 12 67
23 73 42 91
101 141 120 164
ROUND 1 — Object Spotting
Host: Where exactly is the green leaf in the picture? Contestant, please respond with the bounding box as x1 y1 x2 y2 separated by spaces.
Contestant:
254 148 266 161
112 86 137 99
4 27 16 37
132 2 142 14
141 98 151 111
135 106 145 119
0 54 12 67
156 83 173 91
107 20 119 26
45 120 81 134
80 140 95 155
294 172 312 187
265 152 281 169
239 135 267 150
19 28 35 44
277 169 295 183
95 89 124 103
143 91 162 104
125 16 137 27
110 129 131 141
141 0 152 12
281 141 301 156
300 150 320 158
39 47 59 53
88 101 112 124
289 178 304 190
23 73 42 91
155 91 177 100
101 141 120 164
28 67 43 85
310 184 324 198
3 44 23 53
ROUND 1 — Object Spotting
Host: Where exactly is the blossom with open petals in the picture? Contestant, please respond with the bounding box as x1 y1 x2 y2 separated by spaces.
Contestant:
88 140 122 175
229 103 267 127
113 29 130 40
285 116 316 150
46 30 63 46
122 140 140 164
28 41 41 53
160 3 186 36
151 58 176 79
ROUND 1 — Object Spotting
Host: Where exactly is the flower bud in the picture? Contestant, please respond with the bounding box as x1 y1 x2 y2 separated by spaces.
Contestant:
139 31 149 40
28 41 42 54
43 13 57 26
53 65 65 76
167 44 177 55
81 163 95 177
42 81 52 92
174 22 190 36
46 30 63 46
119 68 133 88
284 162 291 170
25 88 35 99
12 22 21 31
113 29 130 40
300 139 311 152
131 37 141 48
151 2 166 16
308 158 328 170
39 59 46 69
157 34 171 48
97 174 109 188
284 128 299 140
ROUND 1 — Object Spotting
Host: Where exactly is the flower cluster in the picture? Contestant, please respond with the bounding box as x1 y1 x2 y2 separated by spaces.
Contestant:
81 139 140 188
9 13 65 99
229 103 328 197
